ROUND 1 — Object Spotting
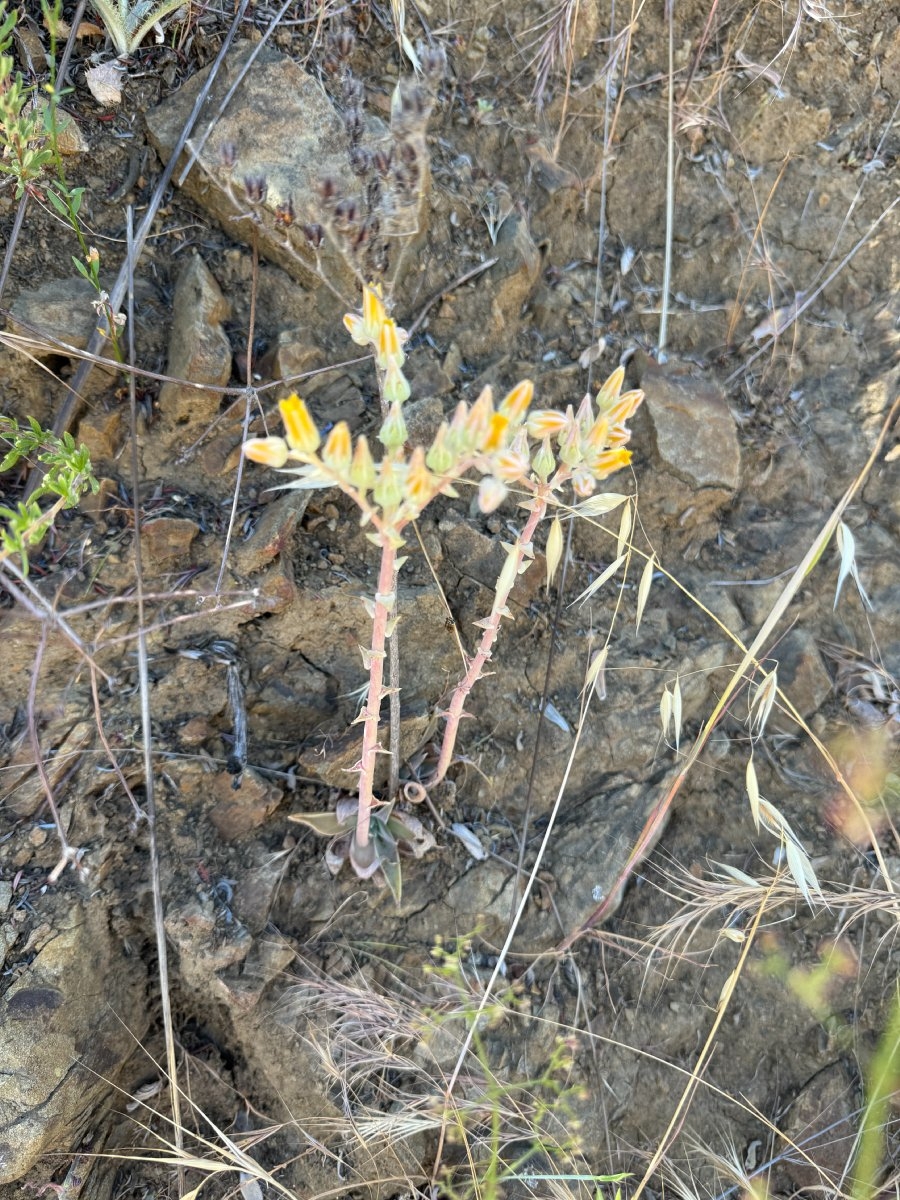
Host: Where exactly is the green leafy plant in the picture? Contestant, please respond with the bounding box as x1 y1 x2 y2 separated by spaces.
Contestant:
89 0 189 57
0 415 99 573
243 283 643 897
0 3 126 358
0 5 55 200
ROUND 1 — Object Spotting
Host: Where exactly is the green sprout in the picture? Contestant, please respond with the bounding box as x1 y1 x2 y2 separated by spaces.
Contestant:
0 416 99 574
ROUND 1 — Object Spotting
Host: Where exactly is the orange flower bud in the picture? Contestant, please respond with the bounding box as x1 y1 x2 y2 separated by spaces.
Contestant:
322 421 352 472
498 379 534 422
596 366 625 410
279 394 320 454
491 447 530 482
585 447 632 479
527 409 569 440
405 446 434 510
377 317 405 369
243 436 289 467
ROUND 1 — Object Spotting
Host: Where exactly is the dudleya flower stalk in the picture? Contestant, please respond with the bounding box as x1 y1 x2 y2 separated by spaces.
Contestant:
242 284 643 895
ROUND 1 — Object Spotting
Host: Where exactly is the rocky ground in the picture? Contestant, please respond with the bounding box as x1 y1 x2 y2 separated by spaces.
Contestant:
0 1 899 1198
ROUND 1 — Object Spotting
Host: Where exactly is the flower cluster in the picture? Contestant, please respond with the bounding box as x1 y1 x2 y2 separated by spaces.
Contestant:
243 286 643 541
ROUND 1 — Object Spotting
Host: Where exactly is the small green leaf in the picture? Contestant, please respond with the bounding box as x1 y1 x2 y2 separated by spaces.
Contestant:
287 810 352 837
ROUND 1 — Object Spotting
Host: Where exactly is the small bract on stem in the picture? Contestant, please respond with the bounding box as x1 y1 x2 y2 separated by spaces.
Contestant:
242 284 643 897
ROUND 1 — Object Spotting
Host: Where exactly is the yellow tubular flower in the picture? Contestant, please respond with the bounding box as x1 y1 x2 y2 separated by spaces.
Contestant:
243 436 289 467
322 421 352 473
586 447 632 479
279 394 320 454
498 379 534 422
596 366 625 409
583 415 610 452
377 317 404 369
362 283 386 342
605 389 644 425
465 386 494 447
482 411 510 453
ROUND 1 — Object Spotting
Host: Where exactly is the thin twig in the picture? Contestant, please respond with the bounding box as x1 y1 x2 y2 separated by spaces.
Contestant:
125 206 184 1176
658 0 676 360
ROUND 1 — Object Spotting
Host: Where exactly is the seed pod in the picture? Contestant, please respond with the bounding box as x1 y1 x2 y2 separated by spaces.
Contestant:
348 146 371 177
317 176 339 204
334 27 355 58
342 76 365 107
333 197 359 231
322 53 340 76
243 175 267 204
219 141 237 169
373 147 393 175
302 222 325 248
421 43 447 80
274 197 295 228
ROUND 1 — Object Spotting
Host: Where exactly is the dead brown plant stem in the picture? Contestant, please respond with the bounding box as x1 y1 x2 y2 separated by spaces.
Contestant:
725 156 789 347
215 234 259 599
125 206 183 1173
0 557 112 681
88 663 145 824
658 0 675 358
632 877 776 1200
726 196 900 385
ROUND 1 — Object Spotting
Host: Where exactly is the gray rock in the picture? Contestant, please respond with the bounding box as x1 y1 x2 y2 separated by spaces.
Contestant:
637 357 741 491
0 900 148 1183
145 42 430 292
158 255 232 429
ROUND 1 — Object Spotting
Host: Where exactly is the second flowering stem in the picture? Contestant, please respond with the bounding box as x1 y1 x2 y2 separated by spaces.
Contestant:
426 488 551 788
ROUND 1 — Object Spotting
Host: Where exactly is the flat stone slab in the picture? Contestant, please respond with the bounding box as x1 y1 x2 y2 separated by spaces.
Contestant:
638 358 742 491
